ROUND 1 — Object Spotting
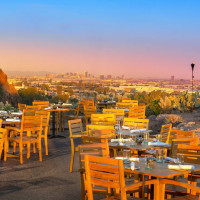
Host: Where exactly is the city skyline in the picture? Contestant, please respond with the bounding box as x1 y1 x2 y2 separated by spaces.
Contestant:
1 0 200 79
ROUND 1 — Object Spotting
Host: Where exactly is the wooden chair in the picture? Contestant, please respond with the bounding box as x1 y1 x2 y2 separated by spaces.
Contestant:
23 109 35 116
177 144 200 195
68 119 84 172
123 118 149 129
18 103 26 111
35 110 50 155
77 100 88 117
84 106 97 125
0 128 7 161
122 99 138 105
86 125 115 134
103 109 125 125
33 100 49 108
159 124 172 143
119 97 131 102
159 179 200 200
91 114 116 126
81 136 108 144
88 129 115 138
85 155 159 200
26 105 41 111
116 102 137 109
7 115 43 164
128 106 146 119
82 98 95 106
171 137 199 158
0 119 2 127
78 143 109 200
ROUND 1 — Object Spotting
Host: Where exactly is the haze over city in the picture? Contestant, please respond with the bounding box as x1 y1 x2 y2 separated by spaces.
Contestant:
1 0 200 79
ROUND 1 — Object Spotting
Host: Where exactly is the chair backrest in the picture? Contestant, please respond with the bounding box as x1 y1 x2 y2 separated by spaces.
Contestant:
0 119 2 128
23 109 36 116
122 99 138 104
84 106 97 118
0 128 7 144
91 114 116 126
116 102 137 109
128 106 146 119
68 119 83 138
88 129 115 138
160 179 200 199
33 101 49 108
103 108 124 117
18 103 26 111
84 155 126 200
177 144 200 164
171 137 199 158
21 115 43 138
160 124 172 143
35 110 50 127
123 118 149 129
82 98 94 106
86 125 114 134
81 136 108 144
78 143 109 170
169 129 195 144
26 105 41 111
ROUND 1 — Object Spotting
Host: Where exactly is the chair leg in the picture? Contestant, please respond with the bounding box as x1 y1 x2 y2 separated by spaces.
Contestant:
4 142 7 161
38 141 42 162
13 142 16 153
27 143 30 159
45 136 48 156
33 143 36 153
70 147 75 172
19 143 23 164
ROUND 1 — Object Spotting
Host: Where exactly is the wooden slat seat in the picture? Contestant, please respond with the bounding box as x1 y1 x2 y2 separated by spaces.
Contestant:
128 106 146 119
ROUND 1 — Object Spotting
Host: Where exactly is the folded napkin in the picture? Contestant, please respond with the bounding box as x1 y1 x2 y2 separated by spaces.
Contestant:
148 141 168 146
122 126 130 130
111 138 132 143
6 119 20 122
129 157 139 162
62 103 72 106
11 112 23 115
130 129 147 133
165 157 177 163
168 165 195 170
115 157 127 160
44 107 51 110
124 109 129 112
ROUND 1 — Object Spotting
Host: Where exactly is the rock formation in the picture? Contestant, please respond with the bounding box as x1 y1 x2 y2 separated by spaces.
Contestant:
0 68 20 106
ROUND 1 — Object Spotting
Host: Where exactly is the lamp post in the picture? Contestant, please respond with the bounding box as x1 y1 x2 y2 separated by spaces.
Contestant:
191 62 195 95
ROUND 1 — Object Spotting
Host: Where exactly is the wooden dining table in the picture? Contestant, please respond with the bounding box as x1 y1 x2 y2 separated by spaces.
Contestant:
45 108 70 138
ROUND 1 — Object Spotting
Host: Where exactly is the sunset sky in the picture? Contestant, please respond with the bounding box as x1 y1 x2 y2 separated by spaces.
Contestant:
1 0 200 79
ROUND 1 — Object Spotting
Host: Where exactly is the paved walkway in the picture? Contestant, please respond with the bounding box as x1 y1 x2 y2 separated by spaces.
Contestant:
0 130 82 200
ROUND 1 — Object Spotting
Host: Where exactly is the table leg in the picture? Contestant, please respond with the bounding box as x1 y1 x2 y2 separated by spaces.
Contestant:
49 111 66 139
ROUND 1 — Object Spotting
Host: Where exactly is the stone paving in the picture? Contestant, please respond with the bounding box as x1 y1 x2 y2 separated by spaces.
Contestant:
0 130 82 200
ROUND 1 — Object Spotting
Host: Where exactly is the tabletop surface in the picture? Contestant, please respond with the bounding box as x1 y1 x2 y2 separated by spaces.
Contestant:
124 158 200 178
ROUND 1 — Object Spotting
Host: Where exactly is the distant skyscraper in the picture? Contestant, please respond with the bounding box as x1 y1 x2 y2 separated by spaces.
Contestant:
84 71 88 78
107 75 112 79
99 74 104 80
171 76 175 81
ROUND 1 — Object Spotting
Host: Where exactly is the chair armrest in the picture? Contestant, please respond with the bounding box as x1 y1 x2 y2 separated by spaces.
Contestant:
5 127 21 132
70 135 82 138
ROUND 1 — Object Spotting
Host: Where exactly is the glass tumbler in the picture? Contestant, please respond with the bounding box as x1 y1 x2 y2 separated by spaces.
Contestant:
145 155 154 170
156 149 164 163
177 153 184 164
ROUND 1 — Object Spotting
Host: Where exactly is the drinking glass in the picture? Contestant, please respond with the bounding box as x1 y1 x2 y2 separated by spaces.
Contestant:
177 153 184 164
143 132 149 143
156 134 161 142
156 149 164 163
145 155 154 170
123 149 131 159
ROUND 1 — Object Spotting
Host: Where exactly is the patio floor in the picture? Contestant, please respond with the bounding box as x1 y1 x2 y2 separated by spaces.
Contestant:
0 130 82 200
